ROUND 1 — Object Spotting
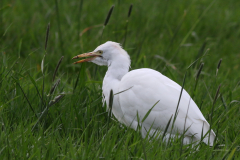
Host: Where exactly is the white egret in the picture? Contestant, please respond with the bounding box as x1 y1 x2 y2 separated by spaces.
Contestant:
72 41 216 145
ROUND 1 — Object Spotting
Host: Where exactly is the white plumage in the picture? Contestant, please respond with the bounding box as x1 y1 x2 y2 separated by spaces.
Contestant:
73 41 216 145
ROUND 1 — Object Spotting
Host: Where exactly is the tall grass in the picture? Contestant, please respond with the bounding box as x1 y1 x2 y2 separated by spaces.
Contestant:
0 0 240 159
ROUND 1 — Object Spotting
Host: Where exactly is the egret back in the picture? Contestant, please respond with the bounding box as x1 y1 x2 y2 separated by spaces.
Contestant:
118 68 215 145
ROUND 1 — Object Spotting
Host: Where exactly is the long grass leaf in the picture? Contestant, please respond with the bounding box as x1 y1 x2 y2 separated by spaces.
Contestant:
114 86 133 95
209 84 221 145
27 72 45 106
123 4 133 47
162 115 173 141
73 68 81 92
55 0 64 53
45 23 50 51
168 72 187 146
0 58 19 84
187 48 209 69
142 100 159 123
12 76 38 118
32 94 65 131
100 5 114 44
227 148 236 160
196 63 204 80
52 56 64 82
173 72 187 124
18 39 22 58
107 90 114 129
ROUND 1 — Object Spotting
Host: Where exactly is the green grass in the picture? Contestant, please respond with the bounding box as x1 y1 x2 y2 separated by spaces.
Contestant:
1 0 240 159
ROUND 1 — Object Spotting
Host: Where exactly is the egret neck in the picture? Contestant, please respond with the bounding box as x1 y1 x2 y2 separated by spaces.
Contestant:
102 51 131 123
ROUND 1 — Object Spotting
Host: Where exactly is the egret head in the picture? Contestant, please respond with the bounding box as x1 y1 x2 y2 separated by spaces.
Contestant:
72 41 130 67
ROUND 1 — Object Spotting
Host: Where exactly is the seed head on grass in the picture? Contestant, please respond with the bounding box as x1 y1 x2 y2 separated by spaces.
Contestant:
52 56 64 82
213 84 221 107
193 63 204 99
100 5 114 44
45 23 50 51
123 4 133 47
49 79 61 96
196 63 204 80
128 4 133 18
49 94 65 107
104 5 114 26
216 58 222 76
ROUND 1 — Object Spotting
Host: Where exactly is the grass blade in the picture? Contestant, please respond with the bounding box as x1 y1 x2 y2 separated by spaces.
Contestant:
45 23 50 51
27 72 45 106
213 84 221 107
162 115 173 141
192 63 204 99
55 0 64 53
123 4 133 47
187 48 209 69
100 5 114 43
227 148 236 160
196 63 204 80
168 72 187 146
194 41 206 68
73 66 82 93
216 58 222 76
104 5 114 26
180 97 191 155
128 4 133 18
209 84 221 145
52 56 64 82
12 76 38 118
0 58 19 84
49 79 61 96
32 94 65 131
173 72 187 124
141 100 159 123
114 86 133 95
107 89 114 129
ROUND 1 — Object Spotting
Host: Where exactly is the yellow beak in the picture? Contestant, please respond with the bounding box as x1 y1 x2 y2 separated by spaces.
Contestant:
72 52 101 64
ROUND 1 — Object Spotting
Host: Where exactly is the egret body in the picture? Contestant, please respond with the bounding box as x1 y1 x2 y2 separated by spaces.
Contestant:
72 41 216 145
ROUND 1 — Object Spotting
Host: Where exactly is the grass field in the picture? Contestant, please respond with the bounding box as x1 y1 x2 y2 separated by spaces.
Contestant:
1 0 240 159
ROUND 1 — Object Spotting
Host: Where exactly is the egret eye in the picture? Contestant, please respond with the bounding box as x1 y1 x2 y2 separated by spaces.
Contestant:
98 50 103 54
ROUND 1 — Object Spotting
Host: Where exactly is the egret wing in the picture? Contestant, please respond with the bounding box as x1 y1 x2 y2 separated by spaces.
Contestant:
118 68 215 143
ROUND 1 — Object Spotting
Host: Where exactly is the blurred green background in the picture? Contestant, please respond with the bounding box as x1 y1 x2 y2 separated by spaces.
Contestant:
0 0 240 159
